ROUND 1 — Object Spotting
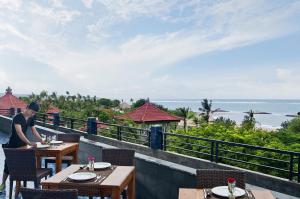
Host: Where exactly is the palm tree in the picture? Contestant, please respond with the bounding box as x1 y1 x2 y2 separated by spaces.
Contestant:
176 107 190 132
242 109 256 130
199 98 220 123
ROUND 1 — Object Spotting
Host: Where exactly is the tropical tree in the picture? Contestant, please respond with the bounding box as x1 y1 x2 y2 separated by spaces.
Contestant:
132 99 147 109
175 107 190 132
242 110 256 130
199 99 220 123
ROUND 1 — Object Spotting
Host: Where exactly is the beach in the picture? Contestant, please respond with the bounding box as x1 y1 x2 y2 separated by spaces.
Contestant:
152 99 300 129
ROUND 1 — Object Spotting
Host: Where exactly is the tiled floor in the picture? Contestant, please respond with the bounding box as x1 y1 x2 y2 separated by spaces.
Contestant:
0 131 298 199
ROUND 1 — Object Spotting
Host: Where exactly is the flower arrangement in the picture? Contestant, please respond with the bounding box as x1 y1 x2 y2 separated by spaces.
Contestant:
227 177 236 199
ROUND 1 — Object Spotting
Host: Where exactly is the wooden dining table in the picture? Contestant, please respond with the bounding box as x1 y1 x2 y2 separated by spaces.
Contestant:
41 164 135 199
19 142 79 173
178 188 275 199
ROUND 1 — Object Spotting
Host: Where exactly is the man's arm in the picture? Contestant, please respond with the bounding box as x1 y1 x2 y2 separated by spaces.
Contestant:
15 124 36 146
31 126 43 143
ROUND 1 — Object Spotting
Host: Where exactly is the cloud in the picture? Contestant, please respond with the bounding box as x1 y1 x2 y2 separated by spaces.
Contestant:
29 2 81 25
0 0 22 11
0 22 32 41
82 0 94 8
0 0 300 98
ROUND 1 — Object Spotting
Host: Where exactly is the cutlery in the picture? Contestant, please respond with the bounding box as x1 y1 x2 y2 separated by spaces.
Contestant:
245 189 253 199
80 165 88 169
203 188 207 199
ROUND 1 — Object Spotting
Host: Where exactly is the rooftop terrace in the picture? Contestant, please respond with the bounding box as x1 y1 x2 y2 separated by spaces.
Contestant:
0 114 299 199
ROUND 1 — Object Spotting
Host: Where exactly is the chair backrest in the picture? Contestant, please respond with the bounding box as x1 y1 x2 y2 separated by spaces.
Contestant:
102 149 135 166
4 148 37 181
57 133 80 143
196 169 245 189
21 188 78 199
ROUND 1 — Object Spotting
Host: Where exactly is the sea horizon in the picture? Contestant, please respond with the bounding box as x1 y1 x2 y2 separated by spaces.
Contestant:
152 99 300 129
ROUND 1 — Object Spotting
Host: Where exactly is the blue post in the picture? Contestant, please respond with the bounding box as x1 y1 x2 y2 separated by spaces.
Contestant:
87 117 97 135
9 108 15 117
53 113 60 127
150 125 163 150
16 108 21 113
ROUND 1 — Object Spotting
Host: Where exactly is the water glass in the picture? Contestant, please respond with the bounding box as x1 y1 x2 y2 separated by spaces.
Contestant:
228 178 236 199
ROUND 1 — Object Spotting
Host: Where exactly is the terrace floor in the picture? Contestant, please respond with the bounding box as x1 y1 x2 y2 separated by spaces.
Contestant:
0 131 298 199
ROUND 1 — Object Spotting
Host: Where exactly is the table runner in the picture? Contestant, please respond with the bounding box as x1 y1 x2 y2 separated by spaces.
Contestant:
203 189 255 199
58 166 116 196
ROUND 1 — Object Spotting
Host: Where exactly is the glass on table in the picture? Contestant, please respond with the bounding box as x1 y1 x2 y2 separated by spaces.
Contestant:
227 177 236 199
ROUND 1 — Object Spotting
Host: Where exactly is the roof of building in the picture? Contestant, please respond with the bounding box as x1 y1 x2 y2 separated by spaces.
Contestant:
46 106 60 114
0 87 27 110
115 102 182 123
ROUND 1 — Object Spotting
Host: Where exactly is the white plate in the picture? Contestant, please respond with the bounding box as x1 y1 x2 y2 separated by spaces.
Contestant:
88 162 112 170
68 172 96 181
36 144 50 149
50 140 63 145
211 186 245 198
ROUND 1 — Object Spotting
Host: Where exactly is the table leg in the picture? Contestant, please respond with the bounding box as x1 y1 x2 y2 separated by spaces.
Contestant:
127 171 136 199
55 154 62 173
36 156 41 168
72 147 79 164
111 189 121 199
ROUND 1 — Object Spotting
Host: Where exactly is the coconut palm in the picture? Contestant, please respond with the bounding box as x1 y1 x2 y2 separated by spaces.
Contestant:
199 99 220 123
242 109 256 130
176 107 190 132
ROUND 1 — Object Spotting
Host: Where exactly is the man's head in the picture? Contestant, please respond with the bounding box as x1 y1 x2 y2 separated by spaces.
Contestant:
25 102 40 117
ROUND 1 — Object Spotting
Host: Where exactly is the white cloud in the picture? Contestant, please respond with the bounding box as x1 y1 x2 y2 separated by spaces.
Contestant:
0 22 32 41
0 0 22 11
29 2 80 25
82 0 94 8
0 0 300 98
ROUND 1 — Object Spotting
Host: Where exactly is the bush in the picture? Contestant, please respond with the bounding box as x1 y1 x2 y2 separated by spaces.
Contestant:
287 117 300 133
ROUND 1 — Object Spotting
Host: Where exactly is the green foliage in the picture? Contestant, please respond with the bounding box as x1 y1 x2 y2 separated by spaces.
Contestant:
132 98 148 108
174 107 190 132
286 117 300 133
241 110 256 130
214 117 236 129
199 98 212 123
168 121 300 180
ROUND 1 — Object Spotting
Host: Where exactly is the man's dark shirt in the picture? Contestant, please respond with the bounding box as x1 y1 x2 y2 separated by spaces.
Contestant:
6 113 34 147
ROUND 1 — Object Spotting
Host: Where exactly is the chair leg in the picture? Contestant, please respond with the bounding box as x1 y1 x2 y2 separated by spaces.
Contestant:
45 159 48 168
34 180 40 189
122 190 127 199
9 180 13 199
23 181 27 187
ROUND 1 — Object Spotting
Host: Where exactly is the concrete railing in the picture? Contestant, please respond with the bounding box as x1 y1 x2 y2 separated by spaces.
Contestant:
0 115 299 199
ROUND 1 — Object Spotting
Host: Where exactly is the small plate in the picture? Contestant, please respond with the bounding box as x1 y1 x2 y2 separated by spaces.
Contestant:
88 162 112 170
211 186 245 198
68 172 96 181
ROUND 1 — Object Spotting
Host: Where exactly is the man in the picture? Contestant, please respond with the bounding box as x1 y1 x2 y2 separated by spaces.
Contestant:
0 102 45 193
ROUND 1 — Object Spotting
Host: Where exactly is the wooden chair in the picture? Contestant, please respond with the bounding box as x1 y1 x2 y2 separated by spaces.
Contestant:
102 148 135 166
102 148 135 199
21 188 78 199
44 133 80 169
196 169 245 189
4 148 52 199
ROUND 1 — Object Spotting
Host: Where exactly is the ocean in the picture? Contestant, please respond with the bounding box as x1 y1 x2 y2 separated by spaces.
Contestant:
152 99 300 129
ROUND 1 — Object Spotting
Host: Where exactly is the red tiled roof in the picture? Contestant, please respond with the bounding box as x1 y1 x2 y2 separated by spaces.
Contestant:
46 106 60 114
115 102 182 123
0 89 27 110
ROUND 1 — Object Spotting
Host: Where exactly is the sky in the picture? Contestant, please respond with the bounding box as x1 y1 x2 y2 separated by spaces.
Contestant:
0 0 300 100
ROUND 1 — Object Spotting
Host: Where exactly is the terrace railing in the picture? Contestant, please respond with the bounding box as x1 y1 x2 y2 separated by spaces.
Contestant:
35 113 151 147
163 132 300 182
29 112 300 182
